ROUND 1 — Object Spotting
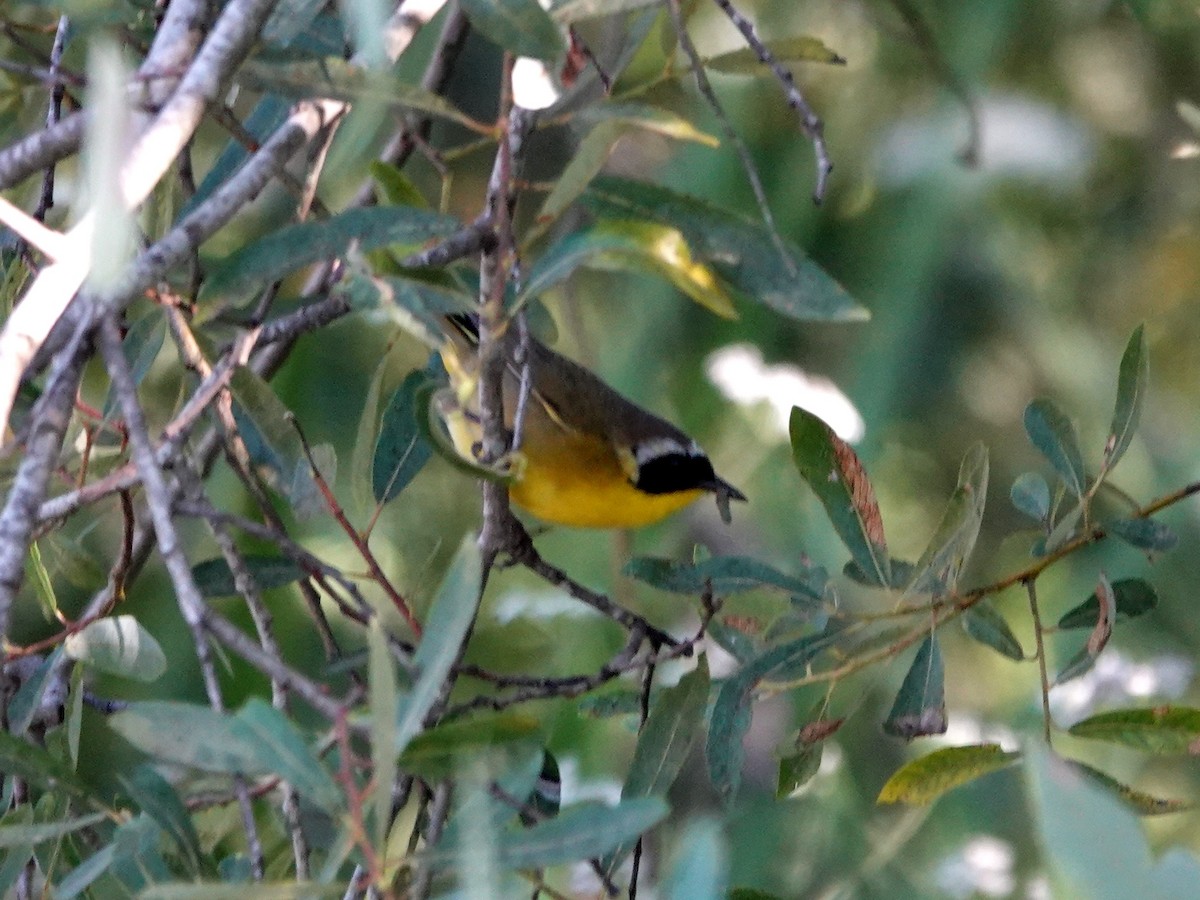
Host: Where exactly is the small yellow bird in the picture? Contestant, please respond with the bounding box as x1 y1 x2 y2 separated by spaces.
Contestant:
437 314 745 529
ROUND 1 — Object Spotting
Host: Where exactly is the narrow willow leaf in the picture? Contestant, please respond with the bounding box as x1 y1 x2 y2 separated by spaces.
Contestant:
25 540 58 621
190 555 305 598
0 730 98 803
229 366 306 486
0 811 108 848
883 635 947 740
1010 471 1050 522
110 703 269 776
369 161 429 208
460 0 564 60
705 35 847 73
394 538 482 756
399 712 542 780
906 443 988 595
877 744 1019 805
1024 399 1086 497
67 664 84 768
0 806 32 896
961 602 1024 661
290 441 336 521
122 765 204 875
1104 324 1148 473
369 618 398 850
623 555 825 602
1057 578 1157 629
64 616 166 682
522 219 737 319
537 121 626 224
372 370 434 503
234 699 342 815
707 629 843 802
237 59 482 130
601 660 710 878
1068 706 1200 754
352 351 392 515
1070 761 1192 816
1041 499 1083 554
663 818 729 900
790 406 890 587
7 649 62 735
583 177 867 321
202 207 461 300
1106 517 1178 552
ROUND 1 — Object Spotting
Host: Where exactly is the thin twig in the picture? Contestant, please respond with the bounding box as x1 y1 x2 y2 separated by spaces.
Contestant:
1025 578 1052 745
709 0 834 201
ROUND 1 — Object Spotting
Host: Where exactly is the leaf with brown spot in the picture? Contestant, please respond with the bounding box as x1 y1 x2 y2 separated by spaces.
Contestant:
789 407 890 587
1087 573 1116 657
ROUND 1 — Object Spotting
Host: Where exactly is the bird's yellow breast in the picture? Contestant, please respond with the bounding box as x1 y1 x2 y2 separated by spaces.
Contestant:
511 427 703 528
442 398 702 528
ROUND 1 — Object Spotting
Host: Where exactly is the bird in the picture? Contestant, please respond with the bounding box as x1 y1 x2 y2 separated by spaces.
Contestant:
436 313 745 529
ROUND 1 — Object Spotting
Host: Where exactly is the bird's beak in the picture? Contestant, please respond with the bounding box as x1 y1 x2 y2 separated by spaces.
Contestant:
702 478 746 524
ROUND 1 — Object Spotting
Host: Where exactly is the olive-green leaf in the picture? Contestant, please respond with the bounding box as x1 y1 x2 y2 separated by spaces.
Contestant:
623 555 825 603
459 0 564 60
394 537 482 756
905 443 988 595
583 177 866 322
0 811 108 848
877 744 1019 805
203 206 461 300
705 36 847 73
522 219 737 319
234 699 342 815
1070 760 1192 816
1068 706 1200 754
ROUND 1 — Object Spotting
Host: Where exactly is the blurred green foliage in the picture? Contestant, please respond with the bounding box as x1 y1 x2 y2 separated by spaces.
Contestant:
5 0 1200 897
